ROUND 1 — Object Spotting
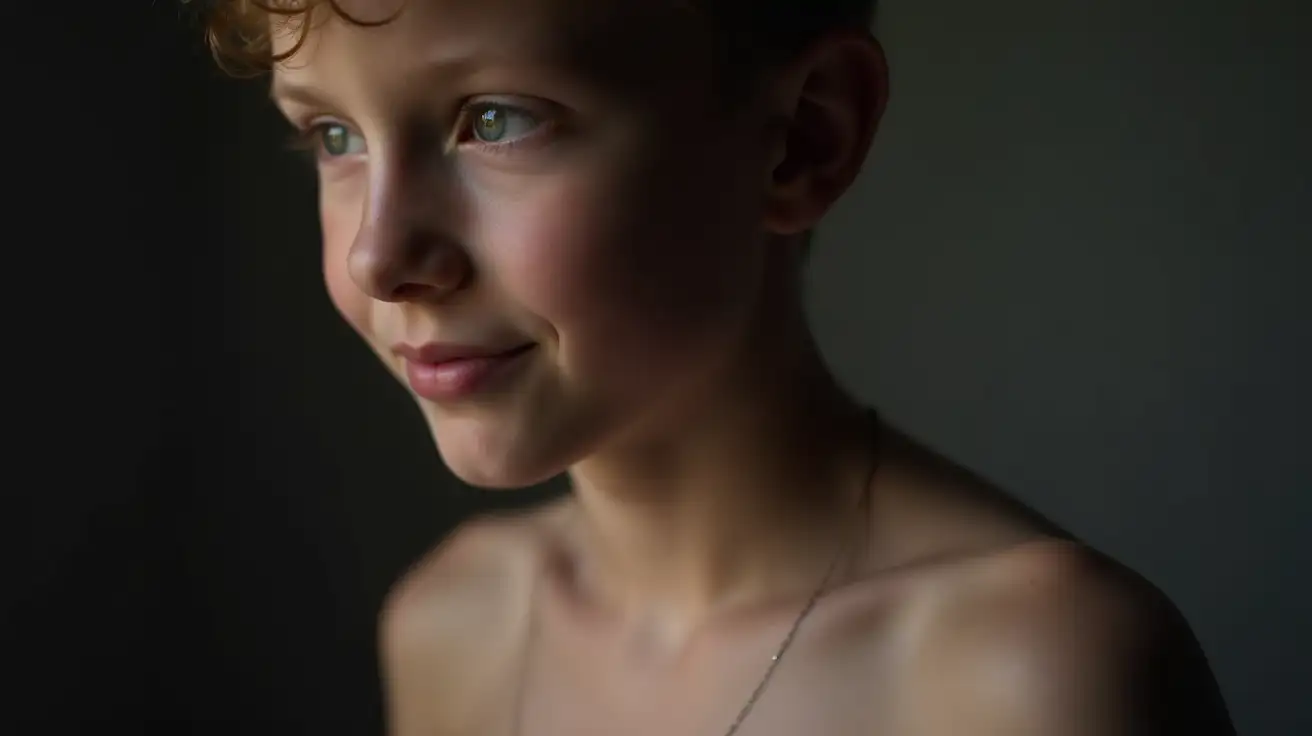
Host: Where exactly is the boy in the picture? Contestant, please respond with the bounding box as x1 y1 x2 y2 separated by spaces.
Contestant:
195 0 1235 733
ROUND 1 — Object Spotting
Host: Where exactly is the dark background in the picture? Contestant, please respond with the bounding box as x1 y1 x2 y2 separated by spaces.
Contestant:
8 0 1308 733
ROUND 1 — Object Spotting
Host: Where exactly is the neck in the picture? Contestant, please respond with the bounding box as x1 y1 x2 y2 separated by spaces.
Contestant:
564 305 878 630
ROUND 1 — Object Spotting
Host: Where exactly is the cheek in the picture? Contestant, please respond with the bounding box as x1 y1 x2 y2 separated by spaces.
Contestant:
319 191 372 337
483 137 764 383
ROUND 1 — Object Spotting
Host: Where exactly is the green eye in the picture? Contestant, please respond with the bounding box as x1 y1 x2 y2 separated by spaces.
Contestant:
476 108 503 141
470 104 539 144
319 123 365 157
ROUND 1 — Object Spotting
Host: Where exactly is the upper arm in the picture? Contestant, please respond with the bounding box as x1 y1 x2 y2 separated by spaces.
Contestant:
909 540 1235 736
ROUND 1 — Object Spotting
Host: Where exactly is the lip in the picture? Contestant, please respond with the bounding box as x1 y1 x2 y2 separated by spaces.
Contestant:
396 342 536 402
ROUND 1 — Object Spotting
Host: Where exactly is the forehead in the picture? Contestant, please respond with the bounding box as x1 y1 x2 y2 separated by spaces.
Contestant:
269 0 713 99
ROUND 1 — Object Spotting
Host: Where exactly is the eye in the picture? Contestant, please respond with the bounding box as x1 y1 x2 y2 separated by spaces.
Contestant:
312 122 366 158
285 120 366 160
465 103 540 145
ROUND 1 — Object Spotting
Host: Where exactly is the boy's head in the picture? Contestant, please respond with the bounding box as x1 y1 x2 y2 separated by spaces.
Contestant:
196 0 887 487
203 1 877 83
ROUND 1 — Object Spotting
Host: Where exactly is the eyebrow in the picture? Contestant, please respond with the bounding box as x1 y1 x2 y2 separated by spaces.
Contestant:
265 12 683 114
267 51 498 110
268 80 325 108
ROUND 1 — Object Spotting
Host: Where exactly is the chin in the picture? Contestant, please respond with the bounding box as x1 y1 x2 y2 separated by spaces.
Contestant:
419 404 574 490
439 452 554 490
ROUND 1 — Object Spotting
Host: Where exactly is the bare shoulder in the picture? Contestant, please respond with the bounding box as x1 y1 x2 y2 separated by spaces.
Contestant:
901 538 1235 735
378 503 565 735
379 511 538 651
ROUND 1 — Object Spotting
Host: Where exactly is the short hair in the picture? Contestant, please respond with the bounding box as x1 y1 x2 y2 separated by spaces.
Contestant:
189 0 877 78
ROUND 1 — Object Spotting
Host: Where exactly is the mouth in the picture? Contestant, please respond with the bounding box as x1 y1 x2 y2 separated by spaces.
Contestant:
397 342 537 402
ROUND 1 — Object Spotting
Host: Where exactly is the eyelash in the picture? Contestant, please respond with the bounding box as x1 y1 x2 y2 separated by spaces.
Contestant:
285 101 552 160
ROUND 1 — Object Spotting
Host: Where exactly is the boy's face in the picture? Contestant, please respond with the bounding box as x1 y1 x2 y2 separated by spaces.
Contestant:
270 0 784 487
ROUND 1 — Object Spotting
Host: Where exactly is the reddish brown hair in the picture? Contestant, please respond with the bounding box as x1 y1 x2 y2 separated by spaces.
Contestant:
189 0 876 77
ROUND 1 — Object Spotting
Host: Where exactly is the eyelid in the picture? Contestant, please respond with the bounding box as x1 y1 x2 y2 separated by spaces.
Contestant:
462 94 556 116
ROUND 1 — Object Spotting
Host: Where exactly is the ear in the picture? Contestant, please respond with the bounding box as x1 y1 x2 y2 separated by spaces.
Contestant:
761 31 889 236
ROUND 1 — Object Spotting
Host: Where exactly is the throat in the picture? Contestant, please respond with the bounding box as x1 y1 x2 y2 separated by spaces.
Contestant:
558 406 880 642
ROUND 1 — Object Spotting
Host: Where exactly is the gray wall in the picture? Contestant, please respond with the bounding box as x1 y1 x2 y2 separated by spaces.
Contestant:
22 0 1297 733
812 1 1309 733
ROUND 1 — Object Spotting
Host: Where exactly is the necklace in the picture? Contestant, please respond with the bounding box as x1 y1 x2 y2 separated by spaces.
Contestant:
512 411 881 736
721 414 880 736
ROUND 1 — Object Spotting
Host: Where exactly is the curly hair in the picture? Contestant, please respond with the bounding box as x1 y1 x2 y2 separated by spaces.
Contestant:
189 0 877 78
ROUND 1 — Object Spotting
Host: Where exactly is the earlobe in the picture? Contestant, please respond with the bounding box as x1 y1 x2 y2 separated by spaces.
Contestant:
761 31 889 236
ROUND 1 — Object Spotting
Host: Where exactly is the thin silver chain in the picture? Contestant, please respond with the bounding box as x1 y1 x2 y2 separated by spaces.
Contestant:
720 536 847 736
512 414 880 736
721 423 879 736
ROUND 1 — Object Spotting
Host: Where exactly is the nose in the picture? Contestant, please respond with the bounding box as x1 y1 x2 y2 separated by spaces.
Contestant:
347 164 472 304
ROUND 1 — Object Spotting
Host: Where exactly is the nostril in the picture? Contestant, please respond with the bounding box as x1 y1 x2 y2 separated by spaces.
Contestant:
349 221 471 302
392 282 437 301
388 264 472 302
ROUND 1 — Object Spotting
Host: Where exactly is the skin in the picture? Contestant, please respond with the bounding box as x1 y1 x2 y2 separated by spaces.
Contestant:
264 0 1237 733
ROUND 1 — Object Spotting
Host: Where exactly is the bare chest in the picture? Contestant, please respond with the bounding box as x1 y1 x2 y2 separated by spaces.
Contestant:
517 641 897 736
431 592 912 736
